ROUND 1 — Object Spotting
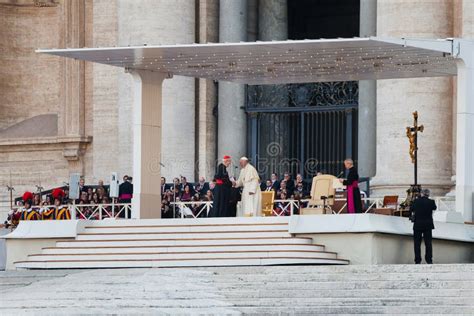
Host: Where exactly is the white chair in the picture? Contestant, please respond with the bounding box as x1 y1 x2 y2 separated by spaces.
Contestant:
300 174 338 215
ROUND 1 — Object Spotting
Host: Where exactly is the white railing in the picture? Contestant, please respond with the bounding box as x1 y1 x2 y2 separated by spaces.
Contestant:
170 201 212 218
9 203 132 221
171 195 457 217
6 195 456 222
69 203 132 220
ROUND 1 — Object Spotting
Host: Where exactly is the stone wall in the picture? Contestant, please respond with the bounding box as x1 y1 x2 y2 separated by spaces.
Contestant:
0 1 91 218
372 0 455 196
0 3 62 129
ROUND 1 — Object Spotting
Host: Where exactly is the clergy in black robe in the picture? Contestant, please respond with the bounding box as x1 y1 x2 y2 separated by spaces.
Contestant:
341 159 363 213
208 156 232 217
228 187 241 217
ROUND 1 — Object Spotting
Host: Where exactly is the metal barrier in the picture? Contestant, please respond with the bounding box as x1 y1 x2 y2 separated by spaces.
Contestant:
9 203 132 221
6 195 456 222
170 201 212 218
170 196 457 218
69 203 132 220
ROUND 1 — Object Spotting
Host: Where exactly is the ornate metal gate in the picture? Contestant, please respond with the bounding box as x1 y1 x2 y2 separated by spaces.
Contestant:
247 82 358 180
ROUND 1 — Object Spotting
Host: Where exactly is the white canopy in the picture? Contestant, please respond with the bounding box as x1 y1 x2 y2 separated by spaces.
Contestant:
37 37 458 85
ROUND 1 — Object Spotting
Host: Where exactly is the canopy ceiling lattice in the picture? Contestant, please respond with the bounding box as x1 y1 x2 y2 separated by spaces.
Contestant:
37 37 458 85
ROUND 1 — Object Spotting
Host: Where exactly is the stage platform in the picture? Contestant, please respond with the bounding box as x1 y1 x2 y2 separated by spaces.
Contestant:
2 215 473 269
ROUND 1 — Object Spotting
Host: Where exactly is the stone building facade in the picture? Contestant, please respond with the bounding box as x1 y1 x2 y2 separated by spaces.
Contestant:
0 0 473 215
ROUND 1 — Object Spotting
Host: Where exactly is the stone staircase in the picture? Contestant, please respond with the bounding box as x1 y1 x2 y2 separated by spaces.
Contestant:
14 217 349 269
1 264 472 314
208 264 474 314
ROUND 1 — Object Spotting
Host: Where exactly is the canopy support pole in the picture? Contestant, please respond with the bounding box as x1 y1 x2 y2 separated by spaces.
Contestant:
129 70 168 219
455 40 474 222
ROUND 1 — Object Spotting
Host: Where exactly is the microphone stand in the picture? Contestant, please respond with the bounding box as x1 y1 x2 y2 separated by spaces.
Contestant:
7 170 14 210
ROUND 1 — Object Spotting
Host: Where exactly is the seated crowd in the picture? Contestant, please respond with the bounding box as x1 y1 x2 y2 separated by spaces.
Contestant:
162 173 310 218
5 176 133 227
5 172 309 227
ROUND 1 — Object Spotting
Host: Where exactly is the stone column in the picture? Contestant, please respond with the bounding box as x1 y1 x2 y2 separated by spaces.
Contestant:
60 0 89 175
130 70 167 219
247 0 258 41
371 0 454 197
117 0 196 181
358 0 377 178
197 0 219 180
218 0 247 172
258 0 287 40
257 0 289 176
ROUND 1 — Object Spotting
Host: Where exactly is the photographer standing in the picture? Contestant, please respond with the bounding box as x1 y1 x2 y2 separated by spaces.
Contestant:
412 189 437 264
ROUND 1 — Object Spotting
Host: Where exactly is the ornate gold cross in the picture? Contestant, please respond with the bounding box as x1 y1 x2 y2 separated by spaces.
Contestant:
406 111 424 186
406 111 424 163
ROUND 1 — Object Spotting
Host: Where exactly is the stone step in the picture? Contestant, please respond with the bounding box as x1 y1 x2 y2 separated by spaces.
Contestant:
209 279 474 290
75 230 292 240
226 296 472 307
196 263 474 274
27 250 339 261
83 223 288 234
85 216 289 227
55 236 313 248
216 288 468 298
0 307 240 315
235 305 474 315
15 257 349 269
41 243 326 254
204 271 474 282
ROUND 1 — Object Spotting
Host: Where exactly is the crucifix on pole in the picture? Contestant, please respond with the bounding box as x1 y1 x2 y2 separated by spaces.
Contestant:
401 111 425 216
406 111 424 186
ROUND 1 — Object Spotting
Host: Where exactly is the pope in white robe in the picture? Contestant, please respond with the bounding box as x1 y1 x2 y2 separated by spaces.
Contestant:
234 157 262 217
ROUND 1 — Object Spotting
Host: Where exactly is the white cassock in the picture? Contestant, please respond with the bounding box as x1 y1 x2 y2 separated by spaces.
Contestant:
235 163 262 217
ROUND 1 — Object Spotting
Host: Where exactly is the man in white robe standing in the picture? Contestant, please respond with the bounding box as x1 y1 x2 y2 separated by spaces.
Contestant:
233 157 262 217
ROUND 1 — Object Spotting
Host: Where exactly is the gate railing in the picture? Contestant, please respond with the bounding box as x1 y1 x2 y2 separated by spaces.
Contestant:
9 203 132 221
170 196 457 217
7 196 456 221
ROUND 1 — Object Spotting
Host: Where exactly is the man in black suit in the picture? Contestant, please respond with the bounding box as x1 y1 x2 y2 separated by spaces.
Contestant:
118 175 134 218
161 177 169 196
412 188 437 264
270 173 280 191
282 172 294 196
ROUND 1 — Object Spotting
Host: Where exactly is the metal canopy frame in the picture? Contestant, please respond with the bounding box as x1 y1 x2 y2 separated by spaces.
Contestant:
37 37 457 85
36 37 474 222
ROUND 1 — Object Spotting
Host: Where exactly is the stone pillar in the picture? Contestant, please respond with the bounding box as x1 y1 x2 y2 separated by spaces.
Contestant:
218 0 247 172
258 0 287 40
371 0 454 196
247 0 258 41
117 0 196 181
455 40 474 222
130 70 167 219
197 0 219 180
60 0 89 175
358 0 377 178
257 0 289 176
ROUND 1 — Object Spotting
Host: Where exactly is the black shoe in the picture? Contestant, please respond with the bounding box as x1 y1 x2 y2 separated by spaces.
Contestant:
426 261 433 264
415 262 421 264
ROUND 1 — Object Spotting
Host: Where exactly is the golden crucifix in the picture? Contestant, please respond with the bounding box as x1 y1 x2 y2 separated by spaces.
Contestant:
406 111 424 185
